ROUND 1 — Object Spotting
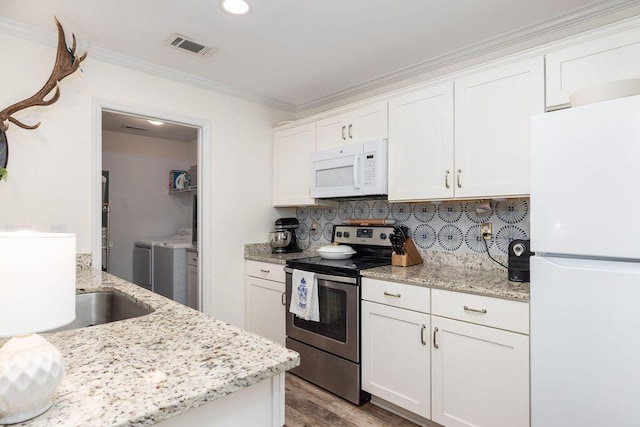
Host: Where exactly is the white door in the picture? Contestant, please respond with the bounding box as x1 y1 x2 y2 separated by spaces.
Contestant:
531 255 640 427
246 277 286 346
361 301 430 418
316 113 348 151
454 56 543 198
432 316 529 427
348 101 388 144
388 83 454 201
531 95 640 259
272 123 316 206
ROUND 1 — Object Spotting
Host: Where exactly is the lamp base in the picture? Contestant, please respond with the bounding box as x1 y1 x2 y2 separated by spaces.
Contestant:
0 334 64 424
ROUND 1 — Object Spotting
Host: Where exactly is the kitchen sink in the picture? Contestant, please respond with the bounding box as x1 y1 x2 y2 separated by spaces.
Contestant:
45 291 154 333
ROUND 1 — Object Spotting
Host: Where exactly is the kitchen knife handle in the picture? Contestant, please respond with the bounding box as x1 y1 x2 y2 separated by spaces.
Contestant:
348 124 353 139
420 324 427 345
445 170 450 189
341 125 346 140
433 327 439 349
383 291 401 298
456 169 462 188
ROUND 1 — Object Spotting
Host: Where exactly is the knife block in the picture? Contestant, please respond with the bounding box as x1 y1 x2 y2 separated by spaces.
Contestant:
391 237 423 267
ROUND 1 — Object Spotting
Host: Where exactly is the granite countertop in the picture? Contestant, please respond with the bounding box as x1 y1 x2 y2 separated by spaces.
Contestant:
9 268 299 427
244 243 529 302
361 264 530 302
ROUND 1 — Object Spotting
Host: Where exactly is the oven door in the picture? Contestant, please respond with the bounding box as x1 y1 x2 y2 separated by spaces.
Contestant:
285 270 360 362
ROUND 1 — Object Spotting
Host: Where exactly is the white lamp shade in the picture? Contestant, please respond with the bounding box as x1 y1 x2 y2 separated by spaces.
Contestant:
0 232 76 336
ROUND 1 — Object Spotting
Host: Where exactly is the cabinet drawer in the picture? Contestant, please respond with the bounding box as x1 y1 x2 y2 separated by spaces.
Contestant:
431 289 528 334
187 251 198 266
246 260 285 283
362 278 430 313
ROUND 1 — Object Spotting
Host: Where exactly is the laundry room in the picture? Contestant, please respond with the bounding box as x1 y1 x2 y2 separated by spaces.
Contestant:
101 110 198 307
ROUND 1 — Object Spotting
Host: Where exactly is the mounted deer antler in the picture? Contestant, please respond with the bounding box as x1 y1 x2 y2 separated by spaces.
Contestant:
0 17 87 132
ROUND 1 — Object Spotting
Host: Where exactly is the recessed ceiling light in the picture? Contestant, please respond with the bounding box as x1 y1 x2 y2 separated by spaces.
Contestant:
148 120 164 126
220 0 251 16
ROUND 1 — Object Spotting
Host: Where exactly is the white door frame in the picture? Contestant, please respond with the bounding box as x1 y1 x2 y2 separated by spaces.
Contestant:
91 97 211 312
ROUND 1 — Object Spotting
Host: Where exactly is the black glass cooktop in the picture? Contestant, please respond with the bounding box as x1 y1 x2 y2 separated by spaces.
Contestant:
286 255 391 277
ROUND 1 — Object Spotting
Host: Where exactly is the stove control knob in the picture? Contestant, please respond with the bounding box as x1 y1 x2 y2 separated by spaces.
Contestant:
336 232 343 237
380 233 387 240
343 232 350 238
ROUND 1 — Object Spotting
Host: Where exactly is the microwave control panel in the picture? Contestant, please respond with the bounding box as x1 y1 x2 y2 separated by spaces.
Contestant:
363 153 377 186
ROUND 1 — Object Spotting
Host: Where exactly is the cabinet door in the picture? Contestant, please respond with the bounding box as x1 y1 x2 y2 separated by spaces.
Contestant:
454 56 543 199
546 25 640 108
272 123 316 206
431 316 529 427
187 264 199 310
316 113 348 151
348 101 388 144
246 276 286 346
361 301 430 418
388 83 454 201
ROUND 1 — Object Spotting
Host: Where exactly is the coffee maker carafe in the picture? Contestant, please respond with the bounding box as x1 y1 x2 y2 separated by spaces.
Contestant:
270 218 302 254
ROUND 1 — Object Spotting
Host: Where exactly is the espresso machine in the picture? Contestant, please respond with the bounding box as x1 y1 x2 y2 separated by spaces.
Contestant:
270 218 302 253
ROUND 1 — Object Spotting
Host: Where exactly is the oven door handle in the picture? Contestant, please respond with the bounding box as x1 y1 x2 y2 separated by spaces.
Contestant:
284 267 358 285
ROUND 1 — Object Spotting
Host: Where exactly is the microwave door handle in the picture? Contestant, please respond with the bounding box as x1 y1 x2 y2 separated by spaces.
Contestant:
353 155 361 189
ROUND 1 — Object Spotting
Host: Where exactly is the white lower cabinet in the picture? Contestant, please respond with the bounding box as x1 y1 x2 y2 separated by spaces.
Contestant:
246 261 286 346
361 300 431 419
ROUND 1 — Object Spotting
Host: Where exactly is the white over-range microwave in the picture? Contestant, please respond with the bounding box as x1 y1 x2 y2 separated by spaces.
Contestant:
310 139 388 198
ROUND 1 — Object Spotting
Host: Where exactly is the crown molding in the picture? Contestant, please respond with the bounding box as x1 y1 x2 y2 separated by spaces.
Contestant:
0 16 297 113
296 0 640 113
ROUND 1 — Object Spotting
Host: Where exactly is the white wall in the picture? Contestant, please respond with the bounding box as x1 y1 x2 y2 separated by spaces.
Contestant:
0 31 291 327
102 130 196 282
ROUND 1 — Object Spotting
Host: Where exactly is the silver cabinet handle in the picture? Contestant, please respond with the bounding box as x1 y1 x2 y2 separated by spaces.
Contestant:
464 305 487 314
260 269 270 273
383 291 401 298
281 292 286 306
445 170 450 189
420 324 426 345
341 125 346 140
433 327 439 349
456 169 462 188
348 124 353 139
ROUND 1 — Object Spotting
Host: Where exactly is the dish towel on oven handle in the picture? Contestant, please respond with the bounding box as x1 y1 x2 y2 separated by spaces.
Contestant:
289 269 319 322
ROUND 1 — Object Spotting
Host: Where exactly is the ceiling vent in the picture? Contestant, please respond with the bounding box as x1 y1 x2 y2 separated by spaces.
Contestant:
165 33 218 58
122 125 149 132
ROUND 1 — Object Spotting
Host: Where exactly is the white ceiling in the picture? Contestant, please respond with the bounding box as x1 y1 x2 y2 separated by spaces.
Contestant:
1 0 639 112
102 111 198 142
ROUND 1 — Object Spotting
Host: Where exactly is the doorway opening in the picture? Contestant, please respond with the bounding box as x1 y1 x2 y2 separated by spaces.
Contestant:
92 100 210 313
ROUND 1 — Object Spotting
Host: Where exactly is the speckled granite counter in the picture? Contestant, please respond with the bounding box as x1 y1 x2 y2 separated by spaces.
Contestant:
361 264 529 301
244 242 316 265
7 268 299 427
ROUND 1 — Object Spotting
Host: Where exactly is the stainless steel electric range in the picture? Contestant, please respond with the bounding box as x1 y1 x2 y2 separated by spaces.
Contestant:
285 224 395 405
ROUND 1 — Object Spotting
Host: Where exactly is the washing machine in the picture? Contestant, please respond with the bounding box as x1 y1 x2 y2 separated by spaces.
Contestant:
133 228 194 300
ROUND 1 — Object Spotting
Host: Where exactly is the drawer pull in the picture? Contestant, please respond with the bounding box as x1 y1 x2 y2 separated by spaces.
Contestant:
464 305 487 314
281 292 286 306
260 269 270 273
420 324 426 345
433 327 439 349
383 291 401 298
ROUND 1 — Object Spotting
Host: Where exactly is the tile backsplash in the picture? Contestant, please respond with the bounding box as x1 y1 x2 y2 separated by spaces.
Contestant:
294 198 530 260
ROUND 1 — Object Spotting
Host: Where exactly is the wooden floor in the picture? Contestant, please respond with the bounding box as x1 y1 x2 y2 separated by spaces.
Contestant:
285 373 419 427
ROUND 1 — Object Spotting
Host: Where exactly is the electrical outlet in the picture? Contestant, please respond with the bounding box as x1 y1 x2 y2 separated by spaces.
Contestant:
50 224 66 233
481 223 492 240
310 221 320 235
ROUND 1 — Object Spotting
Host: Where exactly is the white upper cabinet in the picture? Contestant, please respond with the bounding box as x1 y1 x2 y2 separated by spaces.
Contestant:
546 25 640 109
316 101 388 151
272 122 316 206
454 56 544 199
388 82 454 201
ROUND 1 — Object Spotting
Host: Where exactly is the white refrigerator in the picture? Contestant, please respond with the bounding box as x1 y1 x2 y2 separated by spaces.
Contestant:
530 94 640 427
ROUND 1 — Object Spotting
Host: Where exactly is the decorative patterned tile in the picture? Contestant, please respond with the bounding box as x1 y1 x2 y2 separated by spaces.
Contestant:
371 200 390 219
338 201 354 220
353 201 371 219
437 202 463 223
413 202 437 223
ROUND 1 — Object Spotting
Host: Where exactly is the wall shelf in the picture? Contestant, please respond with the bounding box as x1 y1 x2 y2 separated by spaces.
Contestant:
168 185 197 194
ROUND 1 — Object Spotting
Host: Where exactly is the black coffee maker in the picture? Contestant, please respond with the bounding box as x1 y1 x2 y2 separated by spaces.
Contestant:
508 239 533 282
270 218 302 254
